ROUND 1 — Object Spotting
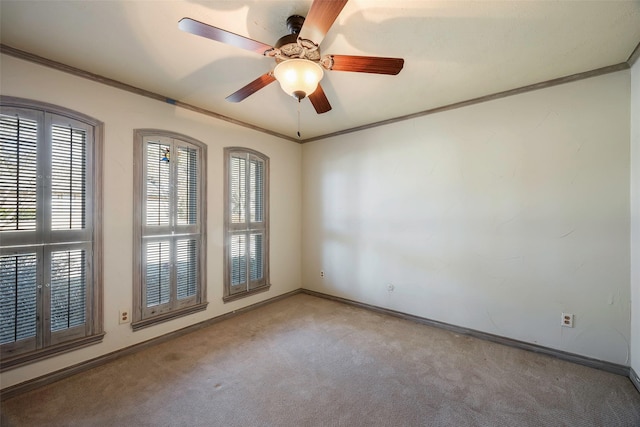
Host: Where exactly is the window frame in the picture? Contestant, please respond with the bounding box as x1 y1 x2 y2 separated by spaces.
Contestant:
0 96 104 371
223 147 270 302
132 129 207 330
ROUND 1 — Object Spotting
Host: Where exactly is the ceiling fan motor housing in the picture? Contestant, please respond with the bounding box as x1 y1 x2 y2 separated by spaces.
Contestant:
274 15 321 63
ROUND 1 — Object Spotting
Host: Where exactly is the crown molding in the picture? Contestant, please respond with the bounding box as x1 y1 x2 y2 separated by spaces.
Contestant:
628 39 640 67
1 44 632 144
301 62 630 143
0 44 299 143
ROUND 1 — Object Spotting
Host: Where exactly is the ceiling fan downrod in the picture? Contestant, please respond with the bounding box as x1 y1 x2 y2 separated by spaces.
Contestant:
286 15 305 35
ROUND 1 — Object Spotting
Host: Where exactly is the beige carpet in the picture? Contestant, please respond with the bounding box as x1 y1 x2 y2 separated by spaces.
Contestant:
1 293 639 426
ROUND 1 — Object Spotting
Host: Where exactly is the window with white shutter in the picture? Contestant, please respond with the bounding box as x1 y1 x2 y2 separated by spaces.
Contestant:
224 148 269 301
132 130 207 330
0 97 103 370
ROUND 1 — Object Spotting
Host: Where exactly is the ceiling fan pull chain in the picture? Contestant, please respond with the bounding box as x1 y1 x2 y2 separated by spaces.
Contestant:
297 99 301 139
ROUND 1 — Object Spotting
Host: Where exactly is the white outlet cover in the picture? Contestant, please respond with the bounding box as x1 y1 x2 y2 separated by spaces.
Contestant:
561 313 574 328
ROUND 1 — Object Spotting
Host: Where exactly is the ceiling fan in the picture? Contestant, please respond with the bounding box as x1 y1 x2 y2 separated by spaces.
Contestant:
178 0 404 114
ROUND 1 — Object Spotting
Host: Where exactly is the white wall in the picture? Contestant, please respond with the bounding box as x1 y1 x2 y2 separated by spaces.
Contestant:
0 54 302 389
631 57 640 376
302 71 631 365
1 52 634 389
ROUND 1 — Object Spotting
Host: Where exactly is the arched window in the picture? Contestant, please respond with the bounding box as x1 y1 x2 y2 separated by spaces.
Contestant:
0 96 104 369
132 130 207 330
223 147 270 301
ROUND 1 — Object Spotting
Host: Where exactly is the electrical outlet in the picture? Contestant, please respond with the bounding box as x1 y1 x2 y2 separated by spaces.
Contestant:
320 271 324 278
561 312 574 328
387 284 395 292
119 309 130 324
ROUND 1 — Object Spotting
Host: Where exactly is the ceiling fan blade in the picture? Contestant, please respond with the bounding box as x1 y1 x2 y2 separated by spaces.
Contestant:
328 55 404 75
298 0 348 45
308 84 332 114
226 73 276 103
179 18 273 55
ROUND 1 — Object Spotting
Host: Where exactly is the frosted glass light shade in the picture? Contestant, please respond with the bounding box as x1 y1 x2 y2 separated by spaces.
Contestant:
273 59 324 100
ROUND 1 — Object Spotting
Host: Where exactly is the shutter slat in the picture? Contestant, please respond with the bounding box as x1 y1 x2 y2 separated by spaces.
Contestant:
0 114 38 231
176 146 198 226
145 241 170 306
50 250 86 332
250 232 263 281
230 156 246 224
230 234 246 287
51 125 87 230
0 253 38 344
176 239 197 299
146 142 171 226
250 158 264 223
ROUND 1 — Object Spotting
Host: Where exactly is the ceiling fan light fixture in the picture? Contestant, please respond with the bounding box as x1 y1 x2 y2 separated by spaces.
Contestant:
273 59 324 101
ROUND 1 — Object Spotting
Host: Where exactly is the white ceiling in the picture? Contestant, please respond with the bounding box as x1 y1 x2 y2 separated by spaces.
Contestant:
1 1 639 141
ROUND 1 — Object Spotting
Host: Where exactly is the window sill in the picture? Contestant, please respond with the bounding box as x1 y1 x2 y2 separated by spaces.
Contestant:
131 302 209 331
1 333 106 372
223 284 271 303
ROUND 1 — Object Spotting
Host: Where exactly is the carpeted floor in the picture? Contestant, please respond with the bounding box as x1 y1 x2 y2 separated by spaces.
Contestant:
1 293 639 426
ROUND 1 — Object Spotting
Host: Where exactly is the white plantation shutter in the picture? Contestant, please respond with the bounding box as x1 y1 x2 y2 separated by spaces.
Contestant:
146 142 171 227
230 156 246 224
0 98 103 367
0 114 38 232
50 249 86 332
0 253 38 345
176 238 197 299
176 146 198 226
249 158 263 223
50 125 86 230
230 233 247 290
250 233 263 282
133 130 206 327
145 240 171 307
224 149 269 300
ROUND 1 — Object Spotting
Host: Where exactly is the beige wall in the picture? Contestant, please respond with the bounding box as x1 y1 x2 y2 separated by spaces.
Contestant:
0 54 302 389
631 57 640 377
302 70 632 365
